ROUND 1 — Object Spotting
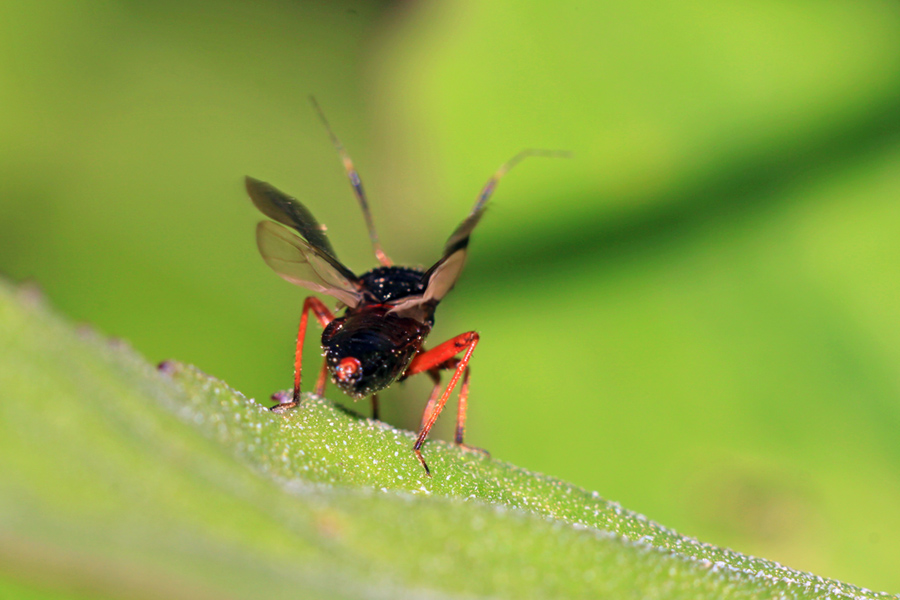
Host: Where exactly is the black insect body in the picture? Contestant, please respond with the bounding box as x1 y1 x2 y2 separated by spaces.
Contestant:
322 304 428 399
247 100 556 474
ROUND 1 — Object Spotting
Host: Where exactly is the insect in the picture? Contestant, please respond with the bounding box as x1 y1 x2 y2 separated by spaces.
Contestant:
247 99 559 475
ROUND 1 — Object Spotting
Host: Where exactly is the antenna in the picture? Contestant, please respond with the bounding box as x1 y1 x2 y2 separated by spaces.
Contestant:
470 148 571 217
310 96 392 267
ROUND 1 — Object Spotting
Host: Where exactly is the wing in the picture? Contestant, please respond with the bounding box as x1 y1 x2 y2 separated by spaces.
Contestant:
245 176 357 279
256 221 362 308
247 176 362 306
387 149 563 319
441 205 485 260
422 198 488 301
386 204 485 320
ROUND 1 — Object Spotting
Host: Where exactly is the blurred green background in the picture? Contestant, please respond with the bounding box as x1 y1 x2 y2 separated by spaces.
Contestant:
2 0 900 593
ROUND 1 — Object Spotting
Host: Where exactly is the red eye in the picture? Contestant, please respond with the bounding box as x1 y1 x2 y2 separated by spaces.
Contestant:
335 357 361 383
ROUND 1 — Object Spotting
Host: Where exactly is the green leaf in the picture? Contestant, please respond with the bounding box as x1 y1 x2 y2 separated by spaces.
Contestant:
4 2 900 586
0 278 896 599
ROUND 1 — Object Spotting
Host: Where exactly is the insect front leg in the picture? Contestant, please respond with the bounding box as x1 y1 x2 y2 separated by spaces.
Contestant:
418 364 471 446
418 369 444 433
314 360 330 397
403 332 479 475
272 296 334 412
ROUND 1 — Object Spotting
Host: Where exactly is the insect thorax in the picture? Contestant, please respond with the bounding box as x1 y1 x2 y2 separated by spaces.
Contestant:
358 266 427 303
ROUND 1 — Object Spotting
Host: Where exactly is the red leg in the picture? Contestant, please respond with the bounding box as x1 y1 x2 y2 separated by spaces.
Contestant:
417 365 469 445
272 296 334 412
404 332 479 475
455 367 470 445
419 370 443 432
314 360 330 397
405 334 475 376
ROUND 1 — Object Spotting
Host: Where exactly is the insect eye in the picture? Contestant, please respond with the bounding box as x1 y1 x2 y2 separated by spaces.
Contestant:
335 357 362 383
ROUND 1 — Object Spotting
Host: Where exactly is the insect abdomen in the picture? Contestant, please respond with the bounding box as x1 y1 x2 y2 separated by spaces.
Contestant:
322 309 429 398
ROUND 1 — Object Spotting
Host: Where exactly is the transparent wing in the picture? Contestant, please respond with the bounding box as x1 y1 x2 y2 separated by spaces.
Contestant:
389 150 566 320
416 200 486 305
386 231 472 321
421 247 468 302
386 186 486 320
246 176 357 281
442 207 485 259
440 148 567 261
256 220 362 308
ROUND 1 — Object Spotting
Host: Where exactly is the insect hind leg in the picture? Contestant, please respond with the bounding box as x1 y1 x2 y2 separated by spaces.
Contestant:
404 332 479 475
272 296 334 412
